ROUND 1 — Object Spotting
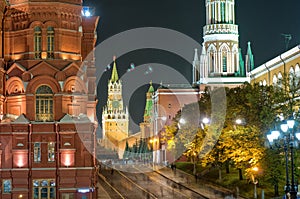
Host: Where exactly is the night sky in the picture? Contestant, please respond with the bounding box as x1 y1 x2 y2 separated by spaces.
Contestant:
83 0 300 134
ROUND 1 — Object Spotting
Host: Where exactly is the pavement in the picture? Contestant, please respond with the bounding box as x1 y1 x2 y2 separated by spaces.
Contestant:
97 182 111 199
156 166 247 199
96 163 248 199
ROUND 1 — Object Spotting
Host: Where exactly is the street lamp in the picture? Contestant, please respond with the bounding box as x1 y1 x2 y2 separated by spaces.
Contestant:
251 166 259 199
149 137 159 167
267 118 300 199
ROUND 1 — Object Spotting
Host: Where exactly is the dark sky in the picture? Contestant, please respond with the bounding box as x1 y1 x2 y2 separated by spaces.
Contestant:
85 0 300 67
83 0 300 133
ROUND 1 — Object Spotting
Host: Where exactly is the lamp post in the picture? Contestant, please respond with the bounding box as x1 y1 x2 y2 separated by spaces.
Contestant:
267 118 300 199
252 166 259 199
149 137 159 167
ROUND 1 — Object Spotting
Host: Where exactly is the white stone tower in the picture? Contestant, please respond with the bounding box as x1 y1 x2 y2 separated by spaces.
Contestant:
193 0 250 86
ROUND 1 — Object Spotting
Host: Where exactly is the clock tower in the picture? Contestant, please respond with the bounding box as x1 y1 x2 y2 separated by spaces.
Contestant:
102 58 129 150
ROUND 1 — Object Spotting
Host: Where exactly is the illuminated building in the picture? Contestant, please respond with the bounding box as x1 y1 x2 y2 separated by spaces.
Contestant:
0 0 99 198
250 45 300 86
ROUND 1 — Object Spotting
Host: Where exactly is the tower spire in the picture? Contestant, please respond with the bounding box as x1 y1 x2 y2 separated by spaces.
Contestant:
192 48 200 84
144 82 154 123
245 41 254 72
110 56 119 82
238 48 245 77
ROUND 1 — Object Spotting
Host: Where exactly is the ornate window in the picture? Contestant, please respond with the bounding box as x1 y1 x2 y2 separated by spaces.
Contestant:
47 27 54 59
48 142 55 162
222 54 227 72
33 179 55 199
3 179 11 193
34 26 42 59
34 143 41 162
35 85 53 122
209 51 215 73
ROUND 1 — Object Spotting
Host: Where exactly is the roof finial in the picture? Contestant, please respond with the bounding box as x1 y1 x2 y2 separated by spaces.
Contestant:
113 55 116 62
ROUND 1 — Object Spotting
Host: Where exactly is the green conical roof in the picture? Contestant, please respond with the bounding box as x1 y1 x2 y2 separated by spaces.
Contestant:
247 41 255 71
144 82 154 122
110 57 119 82
148 81 154 93
238 48 245 77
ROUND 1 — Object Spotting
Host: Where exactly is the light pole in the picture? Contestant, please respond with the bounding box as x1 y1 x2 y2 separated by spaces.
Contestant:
149 137 159 167
267 118 300 199
251 166 259 199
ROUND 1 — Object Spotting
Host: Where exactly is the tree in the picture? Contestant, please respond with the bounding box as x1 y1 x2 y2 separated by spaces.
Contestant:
223 125 265 180
163 87 226 175
261 148 283 197
123 140 130 159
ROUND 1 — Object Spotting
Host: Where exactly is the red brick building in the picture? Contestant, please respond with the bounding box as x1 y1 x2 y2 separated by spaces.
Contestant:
0 0 99 198
153 85 201 164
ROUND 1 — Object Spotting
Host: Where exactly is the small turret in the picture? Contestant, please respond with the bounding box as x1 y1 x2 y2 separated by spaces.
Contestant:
238 48 245 77
192 49 200 84
245 41 255 72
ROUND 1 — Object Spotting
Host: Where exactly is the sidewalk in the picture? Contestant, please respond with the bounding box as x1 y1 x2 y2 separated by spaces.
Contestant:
156 166 247 199
97 182 111 199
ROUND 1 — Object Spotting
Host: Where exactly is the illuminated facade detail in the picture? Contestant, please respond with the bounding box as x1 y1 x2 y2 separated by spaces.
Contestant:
0 0 99 198
102 59 129 157
193 0 253 87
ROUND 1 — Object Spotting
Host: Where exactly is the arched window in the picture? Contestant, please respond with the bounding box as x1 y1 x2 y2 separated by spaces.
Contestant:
209 51 215 73
47 27 54 59
277 72 283 88
34 27 42 59
289 67 295 88
232 47 238 72
35 85 53 122
295 64 300 78
263 80 267 86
